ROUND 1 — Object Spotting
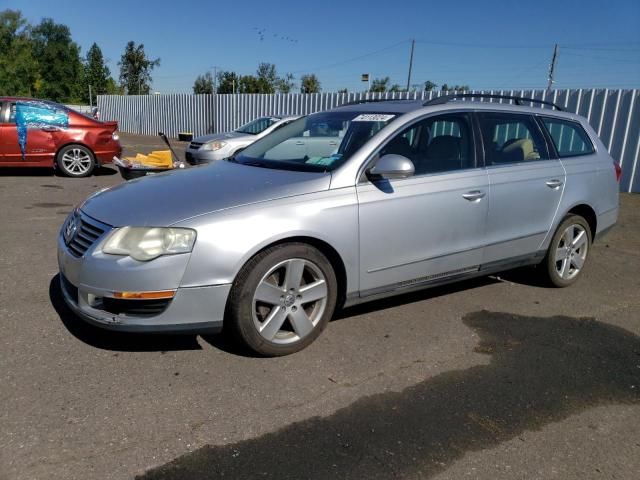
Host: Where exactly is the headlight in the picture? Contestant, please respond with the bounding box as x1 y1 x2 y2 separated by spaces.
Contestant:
112 131 120 141
102 227 196 261
201 141 226 151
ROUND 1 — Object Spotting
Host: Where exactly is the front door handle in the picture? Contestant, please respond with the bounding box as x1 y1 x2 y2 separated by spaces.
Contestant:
295 141 305 146
546 179 564 189
462 190 486 202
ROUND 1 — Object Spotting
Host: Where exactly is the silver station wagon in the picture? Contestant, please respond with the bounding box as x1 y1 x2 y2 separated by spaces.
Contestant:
57 94 620 355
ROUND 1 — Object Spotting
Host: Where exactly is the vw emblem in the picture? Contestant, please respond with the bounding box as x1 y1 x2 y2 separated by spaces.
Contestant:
64 215 78 245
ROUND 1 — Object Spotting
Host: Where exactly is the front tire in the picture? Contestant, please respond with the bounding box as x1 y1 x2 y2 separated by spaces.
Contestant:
541 214 592 287
227 243 338 356
56 144 96 177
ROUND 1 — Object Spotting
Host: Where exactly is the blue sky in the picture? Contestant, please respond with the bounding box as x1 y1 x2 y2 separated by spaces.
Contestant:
4 0 640 93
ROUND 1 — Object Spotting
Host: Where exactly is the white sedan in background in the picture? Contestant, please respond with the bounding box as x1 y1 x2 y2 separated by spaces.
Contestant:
185 116 298 165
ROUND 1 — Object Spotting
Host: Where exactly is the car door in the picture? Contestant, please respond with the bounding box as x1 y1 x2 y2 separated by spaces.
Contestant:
0 101 9 162
476 111 566 264
357 112 490 296
0 100 59 164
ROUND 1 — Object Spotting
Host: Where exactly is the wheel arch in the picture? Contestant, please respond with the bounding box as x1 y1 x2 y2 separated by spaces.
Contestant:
231 235 348 309
565 203 597 240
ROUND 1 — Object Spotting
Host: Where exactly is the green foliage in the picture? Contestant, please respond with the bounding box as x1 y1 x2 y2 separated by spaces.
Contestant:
300 74 321 94
276 73 295 94
31 18 85 102
441 84 470 92
0 10 39 97
118 41 160 95
216 71 240 94
193 72 214 94
389 84 405 93
84 42 111 102
423 80 438 91
337 88 348 94
370 77 390 93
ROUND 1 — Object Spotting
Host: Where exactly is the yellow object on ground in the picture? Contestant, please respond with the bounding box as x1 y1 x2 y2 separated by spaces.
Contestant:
124 150 173 169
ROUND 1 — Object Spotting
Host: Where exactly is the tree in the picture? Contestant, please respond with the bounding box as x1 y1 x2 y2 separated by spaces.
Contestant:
31 18 84 102
423 80 438 91
193 72 214 94
0 9 39 97
238 74 261 93
84 42 111 102
389 84 404 93
370 77 390 93
337 88 348 94
276 73 295 94
216 71 240 94
300 74 321 93
256 62 278 93
118 41 160 95
440 83 450 92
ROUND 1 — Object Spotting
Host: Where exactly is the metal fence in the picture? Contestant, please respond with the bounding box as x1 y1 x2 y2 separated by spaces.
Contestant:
98 89 640 192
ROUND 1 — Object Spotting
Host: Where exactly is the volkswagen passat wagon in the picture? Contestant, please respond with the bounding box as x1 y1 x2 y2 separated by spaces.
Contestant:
58 95 620 355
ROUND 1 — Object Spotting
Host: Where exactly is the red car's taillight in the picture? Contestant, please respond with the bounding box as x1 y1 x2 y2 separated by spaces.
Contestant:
613 161 622 182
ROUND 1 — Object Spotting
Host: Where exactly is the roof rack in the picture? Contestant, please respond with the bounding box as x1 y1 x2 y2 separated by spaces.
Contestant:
423 93 563 111
341 98 416 106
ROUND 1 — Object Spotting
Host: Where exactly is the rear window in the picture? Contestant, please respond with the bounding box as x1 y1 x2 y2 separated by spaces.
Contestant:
542 118 595 158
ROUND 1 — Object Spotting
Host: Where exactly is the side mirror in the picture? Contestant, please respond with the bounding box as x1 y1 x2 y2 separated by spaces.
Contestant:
367 154 415 180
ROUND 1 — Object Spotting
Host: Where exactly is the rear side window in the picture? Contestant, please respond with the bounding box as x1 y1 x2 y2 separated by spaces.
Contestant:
542 118 595 157
477 112 549 165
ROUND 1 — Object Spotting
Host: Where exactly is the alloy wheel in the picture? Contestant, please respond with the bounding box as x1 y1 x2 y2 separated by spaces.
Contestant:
61 148 92 175
252 258 328 345
554 224 589 280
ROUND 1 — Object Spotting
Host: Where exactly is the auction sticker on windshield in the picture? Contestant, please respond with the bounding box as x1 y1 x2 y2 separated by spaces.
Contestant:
352 114 396 122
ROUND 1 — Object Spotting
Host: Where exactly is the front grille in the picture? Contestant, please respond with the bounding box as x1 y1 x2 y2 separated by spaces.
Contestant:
66 212 108 258
102 297 171 317
189 142 203 149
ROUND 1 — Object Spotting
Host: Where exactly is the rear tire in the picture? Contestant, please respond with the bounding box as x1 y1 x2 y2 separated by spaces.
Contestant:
227 243 337 356
56 144 96 178
540 214 592 287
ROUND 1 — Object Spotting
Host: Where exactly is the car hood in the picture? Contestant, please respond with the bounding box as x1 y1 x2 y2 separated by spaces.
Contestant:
81 161 332 227
193 131 248 143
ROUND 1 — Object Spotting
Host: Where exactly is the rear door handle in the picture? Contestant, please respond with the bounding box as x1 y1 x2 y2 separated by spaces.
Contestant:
328 141 337 146
546 179 564 189
295 141 305 146
462 190 486 202
41 126 61 132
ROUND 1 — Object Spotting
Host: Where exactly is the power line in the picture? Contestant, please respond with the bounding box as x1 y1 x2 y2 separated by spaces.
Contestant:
289 39 411 74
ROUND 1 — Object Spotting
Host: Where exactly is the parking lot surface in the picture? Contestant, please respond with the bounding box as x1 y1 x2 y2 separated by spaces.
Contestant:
1 134 639 480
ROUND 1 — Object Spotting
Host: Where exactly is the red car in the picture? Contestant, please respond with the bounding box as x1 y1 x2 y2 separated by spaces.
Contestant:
0 97 122 177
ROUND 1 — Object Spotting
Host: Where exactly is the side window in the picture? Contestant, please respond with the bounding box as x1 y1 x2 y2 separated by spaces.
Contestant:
542 118 595 157
478 113 549 165
380 113 475 176
7 102 17 123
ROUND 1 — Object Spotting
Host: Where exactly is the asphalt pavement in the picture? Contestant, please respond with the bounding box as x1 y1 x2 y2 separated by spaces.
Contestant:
1 134 638 479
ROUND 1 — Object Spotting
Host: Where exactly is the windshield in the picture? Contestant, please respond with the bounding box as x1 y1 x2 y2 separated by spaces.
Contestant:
233 111 398 172
235 116 280 135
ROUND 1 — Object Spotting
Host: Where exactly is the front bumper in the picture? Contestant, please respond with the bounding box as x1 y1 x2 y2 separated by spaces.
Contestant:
185 147 229 165
57 216 229 333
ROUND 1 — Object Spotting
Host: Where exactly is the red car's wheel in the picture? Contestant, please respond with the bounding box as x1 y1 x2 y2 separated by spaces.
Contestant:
56 144 96 178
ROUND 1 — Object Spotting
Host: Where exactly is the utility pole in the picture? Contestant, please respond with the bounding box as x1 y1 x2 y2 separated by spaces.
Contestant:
88 85 92 107
406 39 415 91
547 43 559 92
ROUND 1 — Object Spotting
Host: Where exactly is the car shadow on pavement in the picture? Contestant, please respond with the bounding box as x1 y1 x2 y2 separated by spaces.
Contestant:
137 311 640 480
49 275 202 352
334 276 499 321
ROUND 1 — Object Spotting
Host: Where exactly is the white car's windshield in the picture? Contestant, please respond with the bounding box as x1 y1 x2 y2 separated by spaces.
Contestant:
235 116 280 135
233 111 398 172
